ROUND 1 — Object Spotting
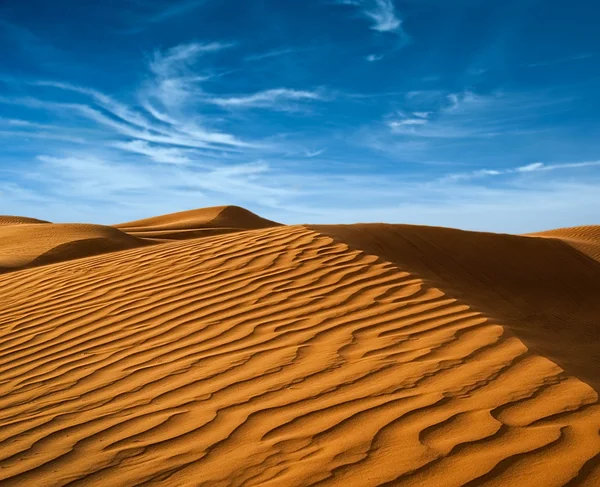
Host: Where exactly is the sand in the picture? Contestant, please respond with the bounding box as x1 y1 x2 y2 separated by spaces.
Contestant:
0 223 147 273
530 225 600 263
114 205 281 241
0 209 599 486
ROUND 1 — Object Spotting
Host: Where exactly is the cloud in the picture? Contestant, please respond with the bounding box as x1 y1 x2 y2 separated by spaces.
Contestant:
112 140 192 164
388 118 428 128
366 54 384 62
304 149 326 158
517 162 545 172
122 0 208 33
335 0 406 37
382 90 569 141
207 88 323 109
364 0 402 32
245 47 317 62
527 53 594 68
30 152 289 212
143 41 235 109
440 160 600 183
149 41 233 78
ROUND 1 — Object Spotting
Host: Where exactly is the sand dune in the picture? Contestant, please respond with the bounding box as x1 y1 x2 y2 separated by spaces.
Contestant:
0 215 50 225
115 205 281 241
531 225 600 263
0 211 599 486
0 223 147 273
313 224 600 390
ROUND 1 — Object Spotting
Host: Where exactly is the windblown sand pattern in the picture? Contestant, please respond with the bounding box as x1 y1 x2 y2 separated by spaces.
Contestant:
0 216 50 226
532 225 600 263
1 221 600 486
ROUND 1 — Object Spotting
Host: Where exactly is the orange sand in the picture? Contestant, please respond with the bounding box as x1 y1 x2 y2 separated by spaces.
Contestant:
0 208 599 486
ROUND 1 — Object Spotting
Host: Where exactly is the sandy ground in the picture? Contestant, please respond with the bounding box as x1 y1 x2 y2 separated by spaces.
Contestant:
0 207 599 486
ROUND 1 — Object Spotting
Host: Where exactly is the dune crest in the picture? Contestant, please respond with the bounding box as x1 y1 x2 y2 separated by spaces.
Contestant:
115 205 281 241
530 225 600 263
311 223 600 391
0 215 50 225
1 221 599 486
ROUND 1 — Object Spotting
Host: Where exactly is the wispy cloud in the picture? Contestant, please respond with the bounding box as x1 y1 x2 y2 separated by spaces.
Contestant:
112 140 192 164
207 88 324 109
142 41 235 110
440 160 600 183
149 41 233 78
122 0 208 33
366 54 384 62
336 0 405 35
364 0 402 32
244 47 318 62
527 53 594 68
384 90 567 140
304 148 326 158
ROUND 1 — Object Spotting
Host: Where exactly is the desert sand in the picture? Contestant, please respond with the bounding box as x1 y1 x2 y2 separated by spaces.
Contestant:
0 206 599 486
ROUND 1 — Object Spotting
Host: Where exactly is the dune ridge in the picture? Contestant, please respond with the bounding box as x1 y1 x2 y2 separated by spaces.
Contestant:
0 223 148 273
0 206 280 273
0 215 50 225
115 205 281 241
312 223 600 391
1 221 599 486
531 225 600 263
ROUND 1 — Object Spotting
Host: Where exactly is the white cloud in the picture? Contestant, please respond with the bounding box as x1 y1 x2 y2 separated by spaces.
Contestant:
7 80 258 150
517 162 545 172
304 148 326 158
335 0 406 37
388 118 428 128
441 160 600 183
207 88 323 109
366 54 384 62
112 140 192 164
364 0 401 32
149 41 232 78
245 47 317 62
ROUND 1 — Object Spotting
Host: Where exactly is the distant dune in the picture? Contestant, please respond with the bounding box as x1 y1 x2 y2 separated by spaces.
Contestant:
0 209 599 486
115 205 281 241
0 206 280 273
0 222 147 273
0 215 50 225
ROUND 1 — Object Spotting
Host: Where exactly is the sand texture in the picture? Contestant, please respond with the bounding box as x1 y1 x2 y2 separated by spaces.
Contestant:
0 212 599 486
530 225 600 263
115 205 281 241
0 223 147 273
0 216 50 226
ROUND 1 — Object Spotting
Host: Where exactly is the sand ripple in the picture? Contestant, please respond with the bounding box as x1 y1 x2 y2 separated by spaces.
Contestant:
0 225 599 486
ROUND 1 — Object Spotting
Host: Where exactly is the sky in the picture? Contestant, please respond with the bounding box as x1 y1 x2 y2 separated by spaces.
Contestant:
0 0 599 232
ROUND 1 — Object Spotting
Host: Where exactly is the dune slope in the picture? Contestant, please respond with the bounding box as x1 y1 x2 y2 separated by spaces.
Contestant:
115 205 281 241
312 224 600 391
1 224 599 486
0 223 147 273
531 225 600 263
0 215 50 225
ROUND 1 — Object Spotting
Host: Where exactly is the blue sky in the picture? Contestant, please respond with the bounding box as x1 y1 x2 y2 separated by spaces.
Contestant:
1 0 599 232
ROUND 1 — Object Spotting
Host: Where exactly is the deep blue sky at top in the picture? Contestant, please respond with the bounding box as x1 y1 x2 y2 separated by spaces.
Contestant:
0 0 599 231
